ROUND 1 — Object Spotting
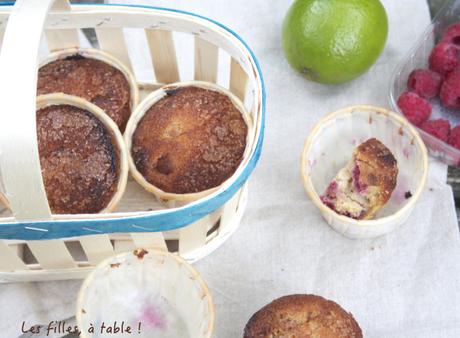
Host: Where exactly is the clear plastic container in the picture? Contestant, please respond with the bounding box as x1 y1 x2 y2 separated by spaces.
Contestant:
390 0 460 166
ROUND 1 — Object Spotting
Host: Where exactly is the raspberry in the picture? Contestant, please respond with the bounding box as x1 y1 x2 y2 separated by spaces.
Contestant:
429 42 459 75
407 69 442 98
421 119 451 142
440 69 460 109
448 125 460 150
397 91 432 126
442 22 460 46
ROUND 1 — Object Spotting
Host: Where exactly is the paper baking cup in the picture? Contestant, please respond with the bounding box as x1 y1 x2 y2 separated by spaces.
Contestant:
76 249 214 338
36 93 129 213
39 47 139 127
301 105 428 238
124 80 254 205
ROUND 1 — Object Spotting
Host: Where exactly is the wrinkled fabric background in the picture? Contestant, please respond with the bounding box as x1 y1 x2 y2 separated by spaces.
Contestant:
1 1 460 337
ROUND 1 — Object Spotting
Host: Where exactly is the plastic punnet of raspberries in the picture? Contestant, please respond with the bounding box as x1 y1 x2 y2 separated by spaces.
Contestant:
421 119 451 142
449 125 460 150
429 42 459 75
442 22 460 46
440 68 460 109
397 91 432 126
407 69 442 98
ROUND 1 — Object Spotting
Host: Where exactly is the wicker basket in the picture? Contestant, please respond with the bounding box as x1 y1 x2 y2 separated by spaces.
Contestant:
0 0 265 282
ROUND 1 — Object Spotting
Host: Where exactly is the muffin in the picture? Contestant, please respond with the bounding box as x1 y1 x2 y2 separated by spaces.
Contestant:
38 52 133 131
129 84 248 196
37 102 121 214
320 138 398 220
244 294 362 338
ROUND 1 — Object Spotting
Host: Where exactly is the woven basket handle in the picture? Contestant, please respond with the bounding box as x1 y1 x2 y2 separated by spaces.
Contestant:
0 0 70 221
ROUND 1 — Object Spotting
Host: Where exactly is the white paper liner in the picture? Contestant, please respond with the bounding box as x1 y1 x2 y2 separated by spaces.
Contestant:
76 249 214 338
301 105 429 238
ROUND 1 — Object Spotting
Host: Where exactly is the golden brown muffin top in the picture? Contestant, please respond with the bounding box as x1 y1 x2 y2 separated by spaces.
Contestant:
37 104 119 214
37 55 131 131
244 294 363 338
131 86 248 194
354 138 398 210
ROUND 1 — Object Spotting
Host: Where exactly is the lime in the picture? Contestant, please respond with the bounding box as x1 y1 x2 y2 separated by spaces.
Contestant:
282 0 388 84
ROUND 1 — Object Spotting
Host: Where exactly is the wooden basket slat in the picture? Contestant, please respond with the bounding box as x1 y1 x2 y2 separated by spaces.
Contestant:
8 243 24 262
145 29 180 83
46 1 77 51
51 0 71 11
0 0 57 221
179 216 209 254
27 240 77 269
0 241 27 270
138 81 165 93
95 27 133 72
0 185 247 280
0 7 257 76
45 0 79 52
40 13 247 70
194 36 218 83
210 205 225 227
230 57 248 101
219 186 242 231
79 234 114 265
45 29 80 52
113 238 136 253
131 232 167 251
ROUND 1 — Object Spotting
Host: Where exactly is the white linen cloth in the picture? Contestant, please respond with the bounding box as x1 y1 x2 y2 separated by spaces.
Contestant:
1 0 460 337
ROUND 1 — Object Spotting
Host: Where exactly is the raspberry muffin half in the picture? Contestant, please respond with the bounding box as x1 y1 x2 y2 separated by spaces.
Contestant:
320 138 398 220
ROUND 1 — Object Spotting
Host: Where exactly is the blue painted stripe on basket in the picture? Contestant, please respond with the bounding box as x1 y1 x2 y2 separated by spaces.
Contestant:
0 3 266 240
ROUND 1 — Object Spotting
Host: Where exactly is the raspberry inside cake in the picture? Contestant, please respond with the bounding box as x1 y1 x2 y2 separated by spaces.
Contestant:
320 138 398 220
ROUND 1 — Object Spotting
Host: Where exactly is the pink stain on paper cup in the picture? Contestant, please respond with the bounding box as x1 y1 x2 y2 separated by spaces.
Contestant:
139 303 167 330
403 147 411 159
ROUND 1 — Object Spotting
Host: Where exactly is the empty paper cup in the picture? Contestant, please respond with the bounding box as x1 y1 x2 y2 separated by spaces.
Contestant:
76 249 214 338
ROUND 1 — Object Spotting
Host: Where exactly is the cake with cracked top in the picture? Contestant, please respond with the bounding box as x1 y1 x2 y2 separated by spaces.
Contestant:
37 54 132 132
131 86 248 195
37 104 120 214
244 294 363 338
